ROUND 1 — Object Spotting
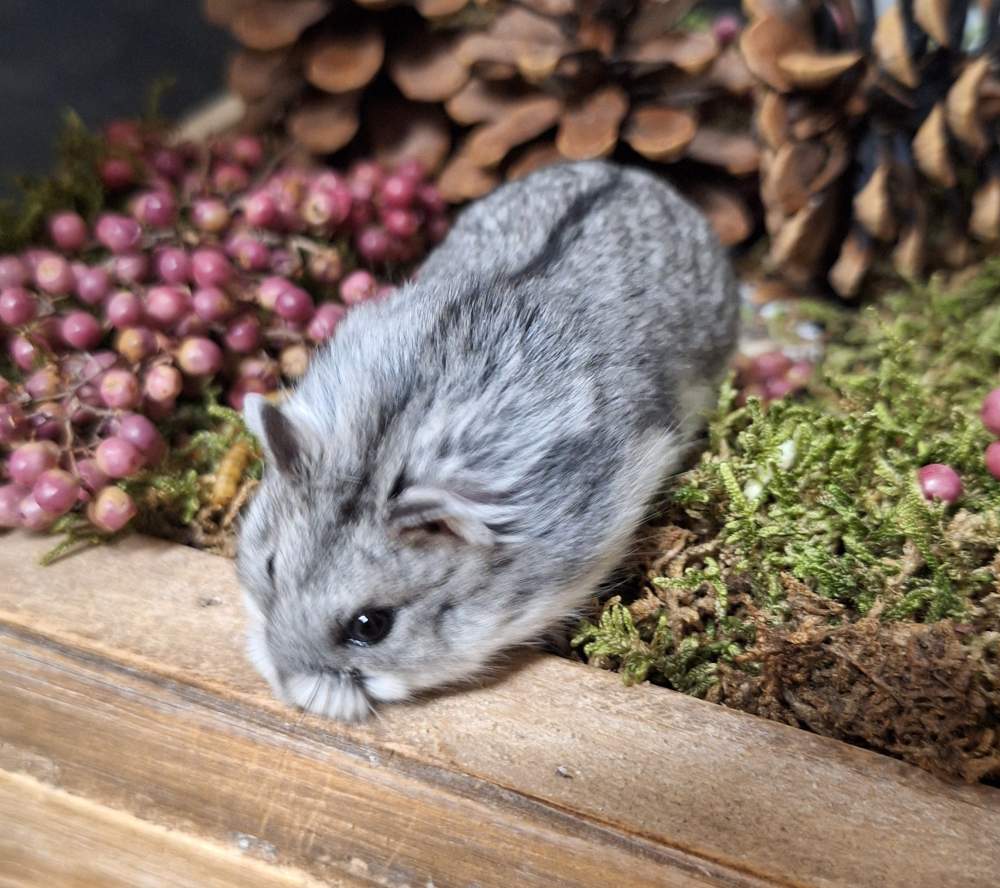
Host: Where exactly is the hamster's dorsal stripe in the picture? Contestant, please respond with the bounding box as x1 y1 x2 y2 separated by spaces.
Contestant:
507 174 620 282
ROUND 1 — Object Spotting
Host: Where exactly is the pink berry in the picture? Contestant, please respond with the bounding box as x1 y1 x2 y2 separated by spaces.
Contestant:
133 190 177 227
191 198 230 233
145 285 191 329
154 247 191 284
32 468 80 516
75 266 112 305
100 157 135 191
303 183 352 229
981 388 1000 437
177 336 223 375
351 160 384 192
764 377 797 400
19 494 56 531
917 464 963 504
99 369 141 409
226 375 273 410
243 190 278 228
237 356 278 384
0 256 28 288
96 214 142 254
212 162 249 194
191 248 233 288
223 315 261 353
150 147 185 180
785 361 813 389
24 366 60 400
34 255 75 295
9 335 39 371
274 285 314 323
349 200 374 230
143 363 183 403
0 483 27 527
746 351 792 384
355 226 391 264
77 458 109 494
417 183 446 215
115 327 157 363
380 174 417 209
713 13 742 46
192 286 234 322
382 208 419 239
49 211 88 252
88 486 137 532
175 313 208 338
105 290 144 329
340 270 377 305
75 382 102 408
395 158 425 183
118 413 165 464
95 437 144 478
308 303 346 342
984 440 1000 480
61 311 103 349
113 253 149 285
231 135 264 168
8 441 59 486
258 276 292 310
0 286 38 326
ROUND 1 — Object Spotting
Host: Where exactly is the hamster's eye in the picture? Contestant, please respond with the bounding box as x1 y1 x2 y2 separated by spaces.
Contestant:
345 608 395 646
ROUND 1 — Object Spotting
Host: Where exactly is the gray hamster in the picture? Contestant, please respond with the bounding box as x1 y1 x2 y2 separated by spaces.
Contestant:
237 160 739 721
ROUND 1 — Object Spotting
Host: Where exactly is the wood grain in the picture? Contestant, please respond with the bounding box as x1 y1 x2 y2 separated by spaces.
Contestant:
0 770 333 888
1 532 998 887
0 633 738 888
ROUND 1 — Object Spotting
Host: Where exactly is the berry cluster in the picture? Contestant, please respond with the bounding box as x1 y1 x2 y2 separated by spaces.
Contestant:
0 120 448 536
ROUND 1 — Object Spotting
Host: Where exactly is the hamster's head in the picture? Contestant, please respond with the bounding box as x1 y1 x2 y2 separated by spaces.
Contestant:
237 394 554 722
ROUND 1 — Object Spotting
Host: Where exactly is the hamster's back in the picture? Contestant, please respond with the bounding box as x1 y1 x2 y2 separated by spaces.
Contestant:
417 160 738 389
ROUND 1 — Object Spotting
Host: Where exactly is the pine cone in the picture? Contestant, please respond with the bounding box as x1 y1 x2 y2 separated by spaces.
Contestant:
206 0 462 173
205 1 761 247
438 2 760 244
742 0 1000 297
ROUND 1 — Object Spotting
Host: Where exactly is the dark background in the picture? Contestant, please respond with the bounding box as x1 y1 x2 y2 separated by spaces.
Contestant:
0 0 232 187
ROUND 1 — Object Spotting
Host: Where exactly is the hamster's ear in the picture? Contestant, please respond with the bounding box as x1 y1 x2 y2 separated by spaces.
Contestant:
244 394 315 478
388 484 504 547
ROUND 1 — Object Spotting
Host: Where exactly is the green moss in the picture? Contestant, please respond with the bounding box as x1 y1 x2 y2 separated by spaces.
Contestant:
0 111 105 252
122 387 263 534
575 262 1000 701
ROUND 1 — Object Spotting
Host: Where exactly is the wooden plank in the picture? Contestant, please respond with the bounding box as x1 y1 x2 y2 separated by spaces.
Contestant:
0 632 740 888
1 532 998 888
0 769 333 888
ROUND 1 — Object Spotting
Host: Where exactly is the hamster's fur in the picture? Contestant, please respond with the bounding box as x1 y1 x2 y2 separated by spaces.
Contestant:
238 160 739 721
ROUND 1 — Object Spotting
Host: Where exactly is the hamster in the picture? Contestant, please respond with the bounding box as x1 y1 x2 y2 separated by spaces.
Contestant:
237 160 739 721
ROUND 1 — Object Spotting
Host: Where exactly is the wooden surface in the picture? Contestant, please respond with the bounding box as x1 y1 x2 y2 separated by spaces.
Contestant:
0 770 331 888
1 532 998 887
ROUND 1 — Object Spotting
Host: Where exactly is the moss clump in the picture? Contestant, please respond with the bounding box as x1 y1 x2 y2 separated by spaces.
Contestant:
121 390 263 555
574 263 1000 783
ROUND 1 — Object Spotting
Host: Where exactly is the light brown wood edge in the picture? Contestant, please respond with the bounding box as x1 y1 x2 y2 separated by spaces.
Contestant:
0 532 998 888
